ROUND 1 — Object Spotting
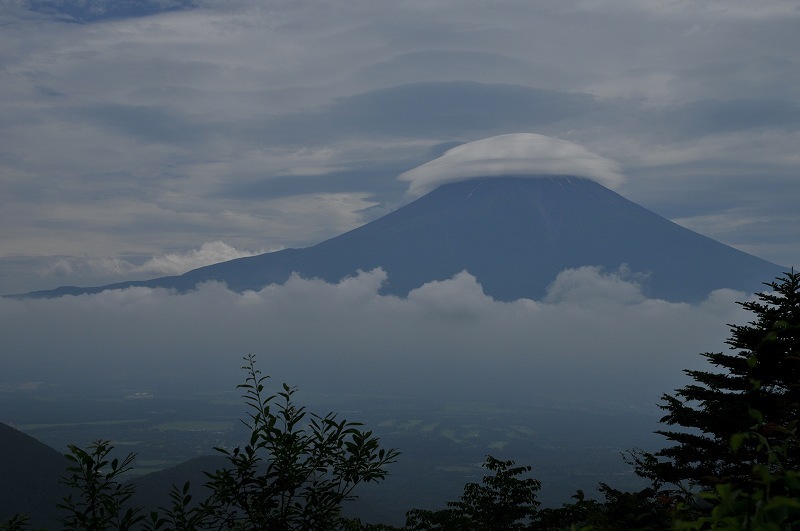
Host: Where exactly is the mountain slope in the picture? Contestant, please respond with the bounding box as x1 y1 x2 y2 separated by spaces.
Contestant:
0 423 69 528
17 176 783 302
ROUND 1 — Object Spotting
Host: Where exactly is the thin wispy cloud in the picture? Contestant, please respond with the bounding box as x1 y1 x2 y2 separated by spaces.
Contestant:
45 240 267 279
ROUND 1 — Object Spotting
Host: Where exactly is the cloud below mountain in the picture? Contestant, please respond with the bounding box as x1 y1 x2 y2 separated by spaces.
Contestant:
0 267 750 409
398 134 624 196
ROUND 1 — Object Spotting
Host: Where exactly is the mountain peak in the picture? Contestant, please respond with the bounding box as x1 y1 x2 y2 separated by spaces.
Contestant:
12 176 782 302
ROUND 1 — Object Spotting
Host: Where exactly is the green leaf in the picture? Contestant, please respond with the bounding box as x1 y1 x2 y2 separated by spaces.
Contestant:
730 432 748 452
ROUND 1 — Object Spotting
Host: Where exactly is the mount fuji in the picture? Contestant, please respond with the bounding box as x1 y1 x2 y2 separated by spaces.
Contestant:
15 175 783 302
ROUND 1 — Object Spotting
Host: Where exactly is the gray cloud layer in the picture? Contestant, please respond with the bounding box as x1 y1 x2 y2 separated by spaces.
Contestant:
0 268 751 410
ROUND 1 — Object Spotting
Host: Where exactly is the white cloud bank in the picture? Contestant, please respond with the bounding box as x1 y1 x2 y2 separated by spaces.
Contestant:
398 134 624 197
0 266 750 411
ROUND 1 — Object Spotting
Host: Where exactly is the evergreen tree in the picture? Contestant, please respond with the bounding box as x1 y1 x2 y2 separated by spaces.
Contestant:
635 271 800 499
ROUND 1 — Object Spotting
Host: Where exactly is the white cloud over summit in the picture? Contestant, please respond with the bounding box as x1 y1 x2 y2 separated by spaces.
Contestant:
398 134 624 196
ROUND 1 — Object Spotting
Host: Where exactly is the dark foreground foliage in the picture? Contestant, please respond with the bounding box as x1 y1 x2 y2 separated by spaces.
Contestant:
3 355 399 531
3 272 799 530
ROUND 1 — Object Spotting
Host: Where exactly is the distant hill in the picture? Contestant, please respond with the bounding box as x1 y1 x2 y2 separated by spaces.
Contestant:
126 454 226 514
13 176 784 302
0 423 68 529
0 423 229 527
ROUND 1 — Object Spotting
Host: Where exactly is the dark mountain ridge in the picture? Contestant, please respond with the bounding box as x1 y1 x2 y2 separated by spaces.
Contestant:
0 423 69 528
13 176 783 302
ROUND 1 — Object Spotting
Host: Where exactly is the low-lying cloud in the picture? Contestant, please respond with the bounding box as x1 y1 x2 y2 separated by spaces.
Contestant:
398 134 624 197
0 266 750 412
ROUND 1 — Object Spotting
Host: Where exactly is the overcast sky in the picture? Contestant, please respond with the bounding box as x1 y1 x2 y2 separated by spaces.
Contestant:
1 0 798 294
